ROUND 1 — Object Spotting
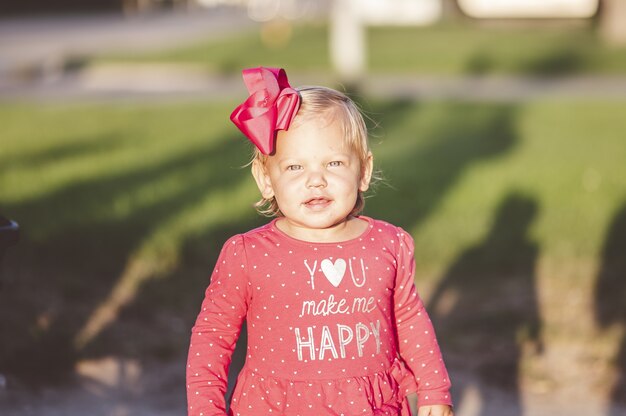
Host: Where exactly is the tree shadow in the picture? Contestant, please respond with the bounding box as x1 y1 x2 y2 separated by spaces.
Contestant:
366 101 518 231
0 131 255 385
594 201 626 415
0 132 135 176
462 43 589 77
427 192 542 415
0 97 522 412
519 44 588 77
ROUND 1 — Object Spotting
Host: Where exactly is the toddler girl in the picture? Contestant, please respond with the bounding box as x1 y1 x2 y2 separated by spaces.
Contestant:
187 67 453 416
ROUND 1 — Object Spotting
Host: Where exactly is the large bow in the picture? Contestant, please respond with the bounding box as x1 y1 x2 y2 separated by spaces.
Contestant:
230 67 301 155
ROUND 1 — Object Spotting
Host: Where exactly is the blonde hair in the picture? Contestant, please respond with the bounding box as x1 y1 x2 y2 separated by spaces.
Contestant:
253 86 374 217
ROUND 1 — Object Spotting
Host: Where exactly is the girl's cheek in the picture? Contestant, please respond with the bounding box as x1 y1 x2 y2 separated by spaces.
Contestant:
280 176 300 189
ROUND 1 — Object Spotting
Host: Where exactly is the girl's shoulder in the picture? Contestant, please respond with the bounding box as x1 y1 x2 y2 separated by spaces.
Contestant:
216 222 276 263
225 220 281 249
362 216 411 240
242 220 277 240
364 216 416 257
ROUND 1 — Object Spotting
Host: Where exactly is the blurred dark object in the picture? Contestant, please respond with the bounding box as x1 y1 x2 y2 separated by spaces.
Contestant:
0 0 120 15
0 0 189 16
0 215 19 290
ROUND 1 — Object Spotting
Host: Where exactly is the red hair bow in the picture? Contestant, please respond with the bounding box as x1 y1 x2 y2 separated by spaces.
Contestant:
230 67 301 155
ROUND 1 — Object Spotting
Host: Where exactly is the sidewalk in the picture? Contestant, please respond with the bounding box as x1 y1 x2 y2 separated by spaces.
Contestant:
0 6 256 63
5 66 626 102
0 6 256 86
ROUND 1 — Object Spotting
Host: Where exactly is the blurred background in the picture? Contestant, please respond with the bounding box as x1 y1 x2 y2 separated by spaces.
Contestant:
1 0 626 415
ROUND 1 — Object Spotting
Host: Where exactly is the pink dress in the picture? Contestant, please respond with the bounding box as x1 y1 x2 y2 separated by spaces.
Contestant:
187 217 452 415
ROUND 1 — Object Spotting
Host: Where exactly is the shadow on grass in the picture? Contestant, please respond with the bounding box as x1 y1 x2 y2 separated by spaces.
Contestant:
519 45 588 77
0 132 133 176
462 36 591 77
365 101 519 233
594 201 626 415
428 192 542 415
0 132 257 385
0 98 524 413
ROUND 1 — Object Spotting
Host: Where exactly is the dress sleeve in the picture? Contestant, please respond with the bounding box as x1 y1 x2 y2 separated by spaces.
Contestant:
394 229 453 407
186 235 251 416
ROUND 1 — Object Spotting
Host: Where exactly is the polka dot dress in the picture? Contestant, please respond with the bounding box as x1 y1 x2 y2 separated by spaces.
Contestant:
186 217 452 415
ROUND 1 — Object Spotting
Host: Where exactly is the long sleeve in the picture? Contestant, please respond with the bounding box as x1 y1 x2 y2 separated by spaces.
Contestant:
394 230 452 407
187 235 251 416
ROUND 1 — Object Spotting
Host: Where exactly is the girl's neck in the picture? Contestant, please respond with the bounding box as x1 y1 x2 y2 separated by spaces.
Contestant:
275 216 369 243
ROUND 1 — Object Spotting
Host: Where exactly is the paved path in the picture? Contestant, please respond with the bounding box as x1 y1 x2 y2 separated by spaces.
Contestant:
0 6 256 75
6 63 626 102
0 5 259 101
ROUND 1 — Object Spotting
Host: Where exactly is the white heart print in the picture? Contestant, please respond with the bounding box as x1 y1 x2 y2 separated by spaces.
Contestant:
321 258 346 287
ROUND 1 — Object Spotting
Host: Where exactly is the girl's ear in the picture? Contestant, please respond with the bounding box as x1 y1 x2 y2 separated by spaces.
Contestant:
252 159 275 199
359 152 374 192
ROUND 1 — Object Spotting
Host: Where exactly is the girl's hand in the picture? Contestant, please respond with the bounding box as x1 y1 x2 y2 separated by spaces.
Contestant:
417 405 454 416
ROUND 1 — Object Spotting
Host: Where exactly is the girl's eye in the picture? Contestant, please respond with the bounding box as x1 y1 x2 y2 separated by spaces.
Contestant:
287 165 302 171
328 161 343 167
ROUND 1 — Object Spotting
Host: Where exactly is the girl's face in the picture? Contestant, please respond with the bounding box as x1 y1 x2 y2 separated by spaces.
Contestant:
252 116 373 240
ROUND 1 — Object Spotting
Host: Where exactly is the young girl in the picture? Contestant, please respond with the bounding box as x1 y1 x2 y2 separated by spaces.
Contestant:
187 67 453 416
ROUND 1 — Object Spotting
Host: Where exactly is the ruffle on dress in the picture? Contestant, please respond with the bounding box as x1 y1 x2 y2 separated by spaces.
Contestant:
229 359 418 416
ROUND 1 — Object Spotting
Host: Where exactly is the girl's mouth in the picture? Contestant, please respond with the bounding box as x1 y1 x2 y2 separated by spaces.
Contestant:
304 197 332 210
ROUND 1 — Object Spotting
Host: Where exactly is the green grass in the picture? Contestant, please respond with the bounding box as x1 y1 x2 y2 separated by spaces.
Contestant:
97 22 626 76
361 100 626 273
369 24 626 75
95 23 330 74
1 99 625 387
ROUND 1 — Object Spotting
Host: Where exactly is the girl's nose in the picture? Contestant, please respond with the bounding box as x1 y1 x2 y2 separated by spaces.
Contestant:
306 170 327 188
